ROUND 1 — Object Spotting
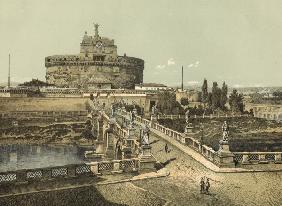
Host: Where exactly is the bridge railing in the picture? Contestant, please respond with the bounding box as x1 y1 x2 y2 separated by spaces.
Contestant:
115 110 220 165
156 114 251 120
0 163 92 185
233 152 282 164
117 109 282 167
151 121 218 164
88 158 139 174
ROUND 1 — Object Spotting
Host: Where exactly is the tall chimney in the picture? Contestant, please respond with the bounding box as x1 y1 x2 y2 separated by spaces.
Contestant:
181 66 183 91
8 54 11 88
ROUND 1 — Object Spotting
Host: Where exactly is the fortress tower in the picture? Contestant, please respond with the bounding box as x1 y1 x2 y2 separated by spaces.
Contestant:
45 24 144 89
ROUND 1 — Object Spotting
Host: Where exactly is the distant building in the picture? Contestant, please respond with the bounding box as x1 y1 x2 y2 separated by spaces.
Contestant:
176 89 201 102
135 83 168 91
45 24 144 89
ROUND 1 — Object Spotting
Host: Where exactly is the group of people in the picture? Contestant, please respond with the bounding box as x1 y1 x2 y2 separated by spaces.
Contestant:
200 176 210 194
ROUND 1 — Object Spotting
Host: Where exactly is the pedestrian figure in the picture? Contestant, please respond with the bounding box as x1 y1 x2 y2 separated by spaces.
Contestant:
165 143 168 153
205 178 210 194
200 177 205 194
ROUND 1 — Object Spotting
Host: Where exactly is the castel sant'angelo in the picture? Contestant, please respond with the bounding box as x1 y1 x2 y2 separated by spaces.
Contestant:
45 24 144 89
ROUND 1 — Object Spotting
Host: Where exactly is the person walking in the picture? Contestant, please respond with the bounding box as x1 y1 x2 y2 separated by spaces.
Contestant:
205 178 210 194
200 177 205 194
165 143 168 153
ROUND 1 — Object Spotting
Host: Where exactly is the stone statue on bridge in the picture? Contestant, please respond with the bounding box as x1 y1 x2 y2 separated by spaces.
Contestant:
222 121 229 141
152 104 158 116
141 123 150 145
185 109 190 124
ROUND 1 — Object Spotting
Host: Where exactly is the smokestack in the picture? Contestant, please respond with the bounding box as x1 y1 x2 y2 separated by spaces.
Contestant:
181 66 183 91
8 54 11 88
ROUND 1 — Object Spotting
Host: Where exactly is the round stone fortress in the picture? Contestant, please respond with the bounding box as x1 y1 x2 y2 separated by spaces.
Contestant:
45 24 144 89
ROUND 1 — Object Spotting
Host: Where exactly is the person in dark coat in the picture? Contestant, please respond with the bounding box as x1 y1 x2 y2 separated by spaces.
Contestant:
205 178 210 194
200 177 205 194
165 143 168 153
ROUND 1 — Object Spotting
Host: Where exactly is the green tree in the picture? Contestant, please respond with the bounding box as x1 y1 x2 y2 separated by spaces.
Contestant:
211 82 221 110
157 91 184 115
201 79 208 104
207 92 212 108
180 97 189 106
229 89 244 113
220 82 228 110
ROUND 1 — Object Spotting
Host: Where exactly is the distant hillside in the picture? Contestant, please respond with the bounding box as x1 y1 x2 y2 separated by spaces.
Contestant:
0 81 20 87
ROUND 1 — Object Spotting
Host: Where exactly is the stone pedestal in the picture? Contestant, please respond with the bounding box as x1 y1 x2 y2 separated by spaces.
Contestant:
122 146 133 159
150 115 157 127
217 140 235 168
96 140 104 154
89 162 100 175
185 126 194 134
139 145 156 173
112 160 122 173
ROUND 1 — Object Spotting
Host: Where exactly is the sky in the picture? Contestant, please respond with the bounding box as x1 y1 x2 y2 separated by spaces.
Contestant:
0 0 282 87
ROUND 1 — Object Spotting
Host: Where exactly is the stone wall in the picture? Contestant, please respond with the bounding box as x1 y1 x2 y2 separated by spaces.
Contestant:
0 185 122 206
46 58 144 89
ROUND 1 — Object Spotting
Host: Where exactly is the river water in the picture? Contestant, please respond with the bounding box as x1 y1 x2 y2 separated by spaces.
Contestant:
0 144 89 172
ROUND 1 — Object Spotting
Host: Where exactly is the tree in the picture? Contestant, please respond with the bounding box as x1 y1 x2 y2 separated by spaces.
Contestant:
229 89 244 113
220 82 228 110
157 91 184 115
207 92 212 108
180 97 189 106
211 82 221 110
250 92 263 103
201 79 208 104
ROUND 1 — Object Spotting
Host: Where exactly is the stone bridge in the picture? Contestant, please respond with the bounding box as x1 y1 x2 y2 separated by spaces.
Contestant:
115 107 282 172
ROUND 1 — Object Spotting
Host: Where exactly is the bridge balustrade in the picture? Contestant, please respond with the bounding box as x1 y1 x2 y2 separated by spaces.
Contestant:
0 164 92 185
233 152 282 165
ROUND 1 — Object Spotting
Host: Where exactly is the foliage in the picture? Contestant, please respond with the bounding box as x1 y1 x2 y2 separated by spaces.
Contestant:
180 97 189 106
273 91 282 100
157 91 184 115
229 89 244 113
220 82 228 110
211 82 222 110
201 78 208 103
249 92 263 103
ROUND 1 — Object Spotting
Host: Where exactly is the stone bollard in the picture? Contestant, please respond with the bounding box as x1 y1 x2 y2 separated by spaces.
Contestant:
112 160 122 173
42 168 53 180
242 154 249 164
67 165 76 178
16 170 27 184
275 154 282 163
89 162 100 175
259 154 267 164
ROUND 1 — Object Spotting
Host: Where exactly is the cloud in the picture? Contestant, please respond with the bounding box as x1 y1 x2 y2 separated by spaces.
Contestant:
186 81 200 85
155 64 166 69
167 58 176 66
187 61 200 68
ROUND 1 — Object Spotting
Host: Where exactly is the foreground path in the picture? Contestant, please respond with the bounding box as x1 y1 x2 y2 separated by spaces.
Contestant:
132 133 282 206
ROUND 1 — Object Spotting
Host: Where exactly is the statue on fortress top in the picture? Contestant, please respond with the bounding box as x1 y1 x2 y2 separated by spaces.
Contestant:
94 23 99 37
222 121 229 141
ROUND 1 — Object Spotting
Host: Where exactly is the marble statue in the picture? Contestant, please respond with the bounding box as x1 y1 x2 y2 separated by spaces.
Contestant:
222 121 229 141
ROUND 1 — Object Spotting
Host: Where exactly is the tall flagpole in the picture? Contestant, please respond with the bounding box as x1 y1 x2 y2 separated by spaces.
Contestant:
181 66 183 91
8 54 11 88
